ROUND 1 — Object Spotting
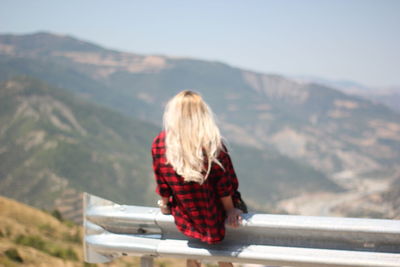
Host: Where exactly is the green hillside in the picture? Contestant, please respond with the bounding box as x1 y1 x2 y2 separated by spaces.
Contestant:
0 76 341 215
0 76 158 209
229 143 342 208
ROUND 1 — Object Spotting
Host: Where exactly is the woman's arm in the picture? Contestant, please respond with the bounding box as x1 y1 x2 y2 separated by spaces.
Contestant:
220 195 242 227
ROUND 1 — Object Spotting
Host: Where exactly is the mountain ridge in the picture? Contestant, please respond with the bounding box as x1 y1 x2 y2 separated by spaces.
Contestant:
1 32 399 218
1 32 399 177
1 75 341 219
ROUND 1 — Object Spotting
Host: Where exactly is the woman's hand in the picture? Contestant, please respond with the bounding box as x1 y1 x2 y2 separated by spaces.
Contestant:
160 205 171 215
226 208 243 228
220 195 243 228
158 198 172 215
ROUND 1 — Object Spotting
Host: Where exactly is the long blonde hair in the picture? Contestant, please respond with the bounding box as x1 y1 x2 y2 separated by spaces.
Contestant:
163 90 223 184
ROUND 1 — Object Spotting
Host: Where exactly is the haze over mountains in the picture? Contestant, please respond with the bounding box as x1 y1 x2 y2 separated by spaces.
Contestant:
291 75 400 114
0 32 399 219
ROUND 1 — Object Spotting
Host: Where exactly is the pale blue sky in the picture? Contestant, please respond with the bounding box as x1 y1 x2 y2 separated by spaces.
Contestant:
1 0 399 87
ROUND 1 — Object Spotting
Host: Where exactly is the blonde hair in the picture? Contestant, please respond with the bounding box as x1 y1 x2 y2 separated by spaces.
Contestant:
163 90 223 184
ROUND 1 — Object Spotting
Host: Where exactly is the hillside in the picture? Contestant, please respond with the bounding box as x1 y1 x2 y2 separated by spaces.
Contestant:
0 195 85 266
1 32 399 218
1 32 399 180
0 195 189 267
0 76 342 221
0 76 159 210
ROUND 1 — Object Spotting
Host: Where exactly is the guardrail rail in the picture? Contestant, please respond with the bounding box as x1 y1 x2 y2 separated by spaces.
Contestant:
83 192 400 267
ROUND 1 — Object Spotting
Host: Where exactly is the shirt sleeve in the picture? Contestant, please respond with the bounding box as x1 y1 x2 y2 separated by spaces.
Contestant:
216 146 239 198
152 141 172 197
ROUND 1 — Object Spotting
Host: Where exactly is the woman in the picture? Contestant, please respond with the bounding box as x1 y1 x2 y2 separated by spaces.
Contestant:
152 90 243 267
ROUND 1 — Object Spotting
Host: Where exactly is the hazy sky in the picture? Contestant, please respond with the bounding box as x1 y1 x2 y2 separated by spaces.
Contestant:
1 0 399 87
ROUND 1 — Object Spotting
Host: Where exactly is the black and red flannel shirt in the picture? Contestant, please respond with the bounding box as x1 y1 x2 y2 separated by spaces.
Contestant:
152 131 239 244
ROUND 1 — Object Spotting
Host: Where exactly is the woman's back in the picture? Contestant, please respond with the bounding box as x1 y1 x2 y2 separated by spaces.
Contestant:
152 131 239 244
152 90 243 267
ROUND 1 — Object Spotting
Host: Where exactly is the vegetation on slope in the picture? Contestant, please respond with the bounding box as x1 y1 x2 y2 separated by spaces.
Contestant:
0 76 342 215
0 76 159 209
0 195 190 267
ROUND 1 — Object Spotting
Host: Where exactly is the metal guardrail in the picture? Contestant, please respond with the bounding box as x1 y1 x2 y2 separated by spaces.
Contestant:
83 192 400 267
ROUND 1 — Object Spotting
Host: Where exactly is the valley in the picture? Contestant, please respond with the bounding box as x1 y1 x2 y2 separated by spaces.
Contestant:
278 168 400 219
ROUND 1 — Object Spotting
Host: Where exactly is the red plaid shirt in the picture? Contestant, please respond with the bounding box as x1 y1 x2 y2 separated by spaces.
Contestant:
152 131 239 244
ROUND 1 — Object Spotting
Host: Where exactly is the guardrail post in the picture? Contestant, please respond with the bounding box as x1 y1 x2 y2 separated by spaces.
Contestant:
141 256 154 267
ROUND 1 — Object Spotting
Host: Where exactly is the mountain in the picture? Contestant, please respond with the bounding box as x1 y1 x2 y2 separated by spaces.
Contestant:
291 75 400 114
1 32 399 181
0 76 159 210
0 76 340 219
1 32 399 218
289 75 374 93
355 87 400 114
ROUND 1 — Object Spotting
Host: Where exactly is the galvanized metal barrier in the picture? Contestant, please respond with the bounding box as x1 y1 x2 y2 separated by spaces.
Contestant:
83 192 400 267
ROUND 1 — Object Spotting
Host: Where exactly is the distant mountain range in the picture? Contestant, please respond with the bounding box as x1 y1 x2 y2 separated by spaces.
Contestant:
291 75 400 113
0 32 399 219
